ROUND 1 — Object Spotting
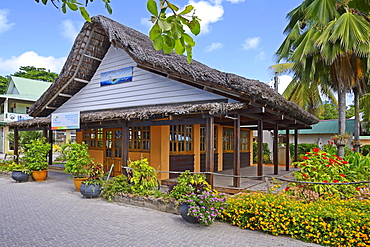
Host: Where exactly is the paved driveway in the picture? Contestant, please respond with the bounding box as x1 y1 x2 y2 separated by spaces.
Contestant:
0 171 322 247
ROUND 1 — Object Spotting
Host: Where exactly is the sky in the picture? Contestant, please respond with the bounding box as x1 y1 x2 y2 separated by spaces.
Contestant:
0 0 307 94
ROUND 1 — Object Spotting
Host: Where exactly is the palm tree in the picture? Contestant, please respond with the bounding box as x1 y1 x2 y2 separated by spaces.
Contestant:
270 63 337 118
276 0 370 156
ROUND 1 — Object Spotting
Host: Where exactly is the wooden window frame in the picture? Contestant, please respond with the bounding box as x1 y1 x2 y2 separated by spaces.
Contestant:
170 125 193 155
222 127 250 152
200 125 217 153
129 126 150 152
83 128 103 149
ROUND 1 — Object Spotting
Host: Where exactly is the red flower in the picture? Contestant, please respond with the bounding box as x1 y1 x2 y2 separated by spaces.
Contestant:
342 161 348 164
301 163 306 166
340 174 345 178
302 156 309 160
333 180 338 183
303 174 308 178
323 157 328 160
352 148 355 151
313 148 320 152
326 164 330 167
299 185 304 188
323 181 328 183
356 187 360 191
284 187 290 191
306 152 311 155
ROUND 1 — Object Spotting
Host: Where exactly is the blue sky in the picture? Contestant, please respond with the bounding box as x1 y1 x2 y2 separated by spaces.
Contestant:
0 0 305 93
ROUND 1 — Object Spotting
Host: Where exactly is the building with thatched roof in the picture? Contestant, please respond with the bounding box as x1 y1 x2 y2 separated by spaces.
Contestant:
7 16 318 187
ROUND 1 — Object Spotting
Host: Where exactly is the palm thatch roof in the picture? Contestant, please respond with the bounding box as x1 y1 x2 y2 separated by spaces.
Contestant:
24 15 317 128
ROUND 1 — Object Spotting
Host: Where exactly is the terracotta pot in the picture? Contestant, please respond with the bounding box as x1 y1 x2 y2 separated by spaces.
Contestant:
32 170 48 182
73 177 88 192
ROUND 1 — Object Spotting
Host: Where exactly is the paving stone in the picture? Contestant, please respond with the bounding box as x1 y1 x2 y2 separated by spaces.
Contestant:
0 171 322 247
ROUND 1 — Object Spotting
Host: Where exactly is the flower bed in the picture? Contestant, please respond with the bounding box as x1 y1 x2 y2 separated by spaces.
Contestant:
220 192 370 247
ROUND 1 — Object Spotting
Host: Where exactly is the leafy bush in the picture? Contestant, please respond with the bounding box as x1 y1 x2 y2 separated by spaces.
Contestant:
169 170 211 200
128 158 159 192
289 143 319 161
253 142 271 163
101 175 131 202
289 148 362 199
360 144 370 156
23 137 50 171
220 192 370 247
63 142 92 178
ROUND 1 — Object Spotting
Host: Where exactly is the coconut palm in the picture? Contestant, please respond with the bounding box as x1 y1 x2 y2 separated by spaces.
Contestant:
270 63 337 118
276 0 370 156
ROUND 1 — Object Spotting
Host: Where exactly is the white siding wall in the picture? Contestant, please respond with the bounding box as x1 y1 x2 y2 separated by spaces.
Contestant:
54 46 226 114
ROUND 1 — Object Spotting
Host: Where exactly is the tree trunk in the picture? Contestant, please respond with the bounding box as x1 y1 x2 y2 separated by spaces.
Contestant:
353 87 361 153
337 90 347 157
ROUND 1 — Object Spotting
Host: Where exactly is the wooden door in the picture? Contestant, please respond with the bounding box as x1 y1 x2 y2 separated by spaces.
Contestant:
103 129 122 176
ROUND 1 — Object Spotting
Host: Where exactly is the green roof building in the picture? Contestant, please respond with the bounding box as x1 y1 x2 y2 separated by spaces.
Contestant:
0 76 51 153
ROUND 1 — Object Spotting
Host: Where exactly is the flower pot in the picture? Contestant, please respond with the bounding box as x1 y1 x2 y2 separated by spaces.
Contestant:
32 170 48 182
180 203 199 223
11 171 29 183
80 183 101 198
73 177 88 192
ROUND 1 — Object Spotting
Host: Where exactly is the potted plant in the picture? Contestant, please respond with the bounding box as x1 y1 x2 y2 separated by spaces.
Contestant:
10 162 30 183
63 142 92 191
80 162 105 198
170 170 228 226
23 137 50 182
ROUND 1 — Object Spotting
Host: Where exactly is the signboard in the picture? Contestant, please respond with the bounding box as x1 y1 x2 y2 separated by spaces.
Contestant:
7 113 33 122
100 66 133 86
51 112 80 130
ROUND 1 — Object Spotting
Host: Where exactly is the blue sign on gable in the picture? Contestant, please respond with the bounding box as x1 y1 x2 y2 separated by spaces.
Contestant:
100 66 133 86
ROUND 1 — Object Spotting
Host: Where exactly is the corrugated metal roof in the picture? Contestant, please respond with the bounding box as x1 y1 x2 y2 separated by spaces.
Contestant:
9 76 51 97
280 119 355 134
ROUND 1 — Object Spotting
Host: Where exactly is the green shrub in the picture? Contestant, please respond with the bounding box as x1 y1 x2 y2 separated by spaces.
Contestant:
253 142 271 163
128 158 158 193
221 192 370 247
289 148 362 199
169 170 211 200
101 175 131 202
360 144 370 156
289 143 319 161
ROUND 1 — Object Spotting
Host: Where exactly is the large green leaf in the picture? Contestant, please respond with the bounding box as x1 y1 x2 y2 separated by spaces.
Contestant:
188 19 201 35
149 23 162 41
179 5 194 15
147 0 158 17
306 0 340 26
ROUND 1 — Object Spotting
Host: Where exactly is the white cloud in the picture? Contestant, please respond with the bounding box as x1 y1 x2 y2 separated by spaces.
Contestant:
269 74 292 94
140 17 153 29
205 42 224 52
0 51 66 75
242 37 260 50
255 51 265 61
0 9 14 34
188 1 224 33
211 0 245 4
61 19 81 42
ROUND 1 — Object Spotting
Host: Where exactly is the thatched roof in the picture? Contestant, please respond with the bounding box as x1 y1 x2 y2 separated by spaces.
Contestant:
27 15 318 126
9 102 246 129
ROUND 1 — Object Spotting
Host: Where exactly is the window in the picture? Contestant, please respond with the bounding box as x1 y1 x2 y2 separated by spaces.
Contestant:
129 126 150 151
83 129 103 148
223 128 250 152
170 125 192 154
200 125 217 152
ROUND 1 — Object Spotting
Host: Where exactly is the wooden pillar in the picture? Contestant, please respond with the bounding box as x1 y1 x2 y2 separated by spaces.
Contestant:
273 124 279 175
14 128 19 164
205 117 214 187
233 114 240 187
285 128 290 171
121 123 129 174
257 120 263 177
294 129 299 162
48 129 53 166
